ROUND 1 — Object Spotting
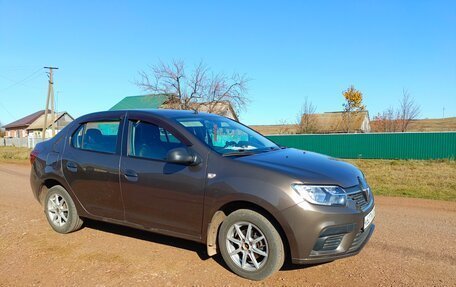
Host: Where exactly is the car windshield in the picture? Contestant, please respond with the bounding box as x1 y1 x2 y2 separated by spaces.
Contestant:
175 115 279 156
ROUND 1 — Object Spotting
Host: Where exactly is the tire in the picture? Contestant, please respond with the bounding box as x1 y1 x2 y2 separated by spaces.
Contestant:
218 209 285 281
44 185 83 234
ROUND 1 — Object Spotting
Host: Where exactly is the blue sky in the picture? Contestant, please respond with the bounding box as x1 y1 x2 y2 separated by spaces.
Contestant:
0 0 455 125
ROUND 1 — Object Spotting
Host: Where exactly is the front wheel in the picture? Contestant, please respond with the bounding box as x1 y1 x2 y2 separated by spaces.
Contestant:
218 209 285 281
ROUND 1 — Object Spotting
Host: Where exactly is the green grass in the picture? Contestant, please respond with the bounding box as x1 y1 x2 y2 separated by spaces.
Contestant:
0 146 31 163
347 159 456 201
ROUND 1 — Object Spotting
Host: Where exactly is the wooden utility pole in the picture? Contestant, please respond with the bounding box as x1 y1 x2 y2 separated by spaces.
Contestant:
42 67 58 140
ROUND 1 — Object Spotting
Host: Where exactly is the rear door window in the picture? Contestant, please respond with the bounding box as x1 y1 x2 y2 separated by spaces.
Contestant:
71 121 120 154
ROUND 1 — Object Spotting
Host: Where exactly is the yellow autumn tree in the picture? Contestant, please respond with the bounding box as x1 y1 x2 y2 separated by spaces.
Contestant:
342 85 365 133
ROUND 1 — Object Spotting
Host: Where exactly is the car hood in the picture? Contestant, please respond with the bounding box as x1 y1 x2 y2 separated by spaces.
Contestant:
237 148 363 188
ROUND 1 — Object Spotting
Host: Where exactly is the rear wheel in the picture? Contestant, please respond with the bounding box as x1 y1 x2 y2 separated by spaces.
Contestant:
44 186 83 233
218 209 284 281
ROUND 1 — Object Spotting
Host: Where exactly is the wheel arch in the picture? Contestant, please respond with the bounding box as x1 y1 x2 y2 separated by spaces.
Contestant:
38 177 88 217
38 178 65 205
205 200 293 263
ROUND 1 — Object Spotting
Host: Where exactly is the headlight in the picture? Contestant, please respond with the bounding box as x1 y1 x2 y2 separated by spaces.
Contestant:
291 184 347 206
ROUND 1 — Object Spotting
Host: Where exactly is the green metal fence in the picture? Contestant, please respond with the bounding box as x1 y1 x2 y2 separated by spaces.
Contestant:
266 132 456 160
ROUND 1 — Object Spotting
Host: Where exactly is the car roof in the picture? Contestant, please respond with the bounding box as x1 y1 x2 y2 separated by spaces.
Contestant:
78 109 222 122
128 109 212 118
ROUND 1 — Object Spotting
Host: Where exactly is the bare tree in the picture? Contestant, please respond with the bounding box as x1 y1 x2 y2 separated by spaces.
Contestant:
398 89 420 132
135 60 249 116
372 106 400 132
296 97 317 134
276 119 293 134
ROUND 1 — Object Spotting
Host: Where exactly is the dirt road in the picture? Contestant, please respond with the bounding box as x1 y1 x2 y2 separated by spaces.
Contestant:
0 163 455 286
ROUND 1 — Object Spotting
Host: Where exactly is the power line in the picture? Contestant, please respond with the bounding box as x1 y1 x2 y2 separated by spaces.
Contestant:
0 67 43 92
0 72 43 90
0 101 16 120
55 91 62 114
0 75 14 82
0 68 45 123
0 66 40 71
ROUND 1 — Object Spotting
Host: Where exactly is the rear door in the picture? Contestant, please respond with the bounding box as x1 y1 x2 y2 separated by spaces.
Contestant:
119 114 207 239
62 116 124 220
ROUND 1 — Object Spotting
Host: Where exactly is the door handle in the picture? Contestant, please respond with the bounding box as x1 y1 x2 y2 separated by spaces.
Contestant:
123 169 138 182
66 161 78 172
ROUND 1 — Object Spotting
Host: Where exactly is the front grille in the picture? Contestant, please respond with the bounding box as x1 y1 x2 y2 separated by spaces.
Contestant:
348 191 369 210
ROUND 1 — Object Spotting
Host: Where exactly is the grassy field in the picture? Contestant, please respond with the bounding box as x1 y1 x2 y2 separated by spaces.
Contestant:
348 159 456 201
251 117 456 135
407 117 456 132
0 146 31 163
0 146 454 201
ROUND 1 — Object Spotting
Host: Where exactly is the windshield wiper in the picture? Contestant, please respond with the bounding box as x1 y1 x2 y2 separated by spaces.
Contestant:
257 146 281 153
223 146 282 157
222 150 257 157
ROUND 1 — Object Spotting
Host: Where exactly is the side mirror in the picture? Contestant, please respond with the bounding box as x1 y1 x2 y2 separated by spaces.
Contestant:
166 147 200 166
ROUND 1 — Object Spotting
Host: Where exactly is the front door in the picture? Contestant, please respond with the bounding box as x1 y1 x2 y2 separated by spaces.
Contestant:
120 118 206 239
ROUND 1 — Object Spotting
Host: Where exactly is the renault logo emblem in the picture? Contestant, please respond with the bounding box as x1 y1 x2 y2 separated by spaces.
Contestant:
358 176 370 202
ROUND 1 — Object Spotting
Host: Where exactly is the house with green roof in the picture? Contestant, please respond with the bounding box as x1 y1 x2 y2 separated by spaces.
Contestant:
109 94 172 111
109 94 239 121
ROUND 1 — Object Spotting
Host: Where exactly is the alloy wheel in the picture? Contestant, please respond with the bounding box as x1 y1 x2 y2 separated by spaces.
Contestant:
47 193 69 227
225 221 269 271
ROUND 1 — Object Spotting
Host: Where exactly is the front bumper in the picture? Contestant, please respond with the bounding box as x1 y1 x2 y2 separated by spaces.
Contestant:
280 196 375 264
292 223 375 264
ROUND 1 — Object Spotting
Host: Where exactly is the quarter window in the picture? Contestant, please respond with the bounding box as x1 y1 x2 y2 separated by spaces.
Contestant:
72 125 84 149
71 121 120 154
129 121 185 160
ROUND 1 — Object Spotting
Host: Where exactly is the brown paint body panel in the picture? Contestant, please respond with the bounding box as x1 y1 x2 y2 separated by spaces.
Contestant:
120 155 207 237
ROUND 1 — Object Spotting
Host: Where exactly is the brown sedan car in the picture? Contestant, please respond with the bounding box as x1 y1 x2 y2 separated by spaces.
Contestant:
30 109 375 280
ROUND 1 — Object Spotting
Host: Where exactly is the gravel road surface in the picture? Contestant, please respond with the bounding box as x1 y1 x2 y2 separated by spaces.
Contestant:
0 163 455 286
